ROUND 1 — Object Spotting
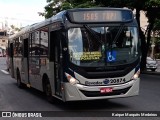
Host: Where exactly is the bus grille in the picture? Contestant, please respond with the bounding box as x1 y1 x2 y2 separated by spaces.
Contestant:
80 86 131 97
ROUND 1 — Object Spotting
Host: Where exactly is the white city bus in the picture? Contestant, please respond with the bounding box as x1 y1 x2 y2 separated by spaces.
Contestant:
8 8 141 102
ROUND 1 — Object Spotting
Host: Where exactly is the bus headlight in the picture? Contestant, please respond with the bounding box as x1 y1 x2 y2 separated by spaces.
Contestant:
65 73 79 85
132 69 140 80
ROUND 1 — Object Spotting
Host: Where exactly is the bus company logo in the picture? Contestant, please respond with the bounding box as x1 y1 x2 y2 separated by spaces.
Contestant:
85 79 110 86
85 81 103 86
103 79 109 84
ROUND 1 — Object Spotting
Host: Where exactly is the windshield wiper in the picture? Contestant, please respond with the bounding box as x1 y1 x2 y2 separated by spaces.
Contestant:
111 25 125 47
83 25 103 44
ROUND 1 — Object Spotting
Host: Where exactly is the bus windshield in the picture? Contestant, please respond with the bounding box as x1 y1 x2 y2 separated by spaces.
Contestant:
68 26 139 67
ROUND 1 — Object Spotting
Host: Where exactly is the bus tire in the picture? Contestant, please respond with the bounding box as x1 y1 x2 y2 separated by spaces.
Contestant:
16 70 24 88
43 79 54 103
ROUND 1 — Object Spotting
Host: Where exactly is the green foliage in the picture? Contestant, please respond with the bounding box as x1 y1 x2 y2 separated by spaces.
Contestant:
41 0 97 18
74 1 96 8
145 0 160 7
65 0 97 9
46 0 52 2
10 25 21 32
95 0 130 7
153 19 160 31
155 53 160 59
10 25 15 29
61 2 73 11
44 5 54 18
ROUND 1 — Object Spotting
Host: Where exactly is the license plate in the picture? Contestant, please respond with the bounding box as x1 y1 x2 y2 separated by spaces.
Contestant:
100 88 113 93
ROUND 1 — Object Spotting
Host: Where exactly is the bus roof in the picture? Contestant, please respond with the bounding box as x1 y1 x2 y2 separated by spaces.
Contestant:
9 7 134 40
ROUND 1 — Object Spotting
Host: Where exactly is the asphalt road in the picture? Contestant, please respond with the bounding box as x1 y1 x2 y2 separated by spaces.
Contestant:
0 57 160 120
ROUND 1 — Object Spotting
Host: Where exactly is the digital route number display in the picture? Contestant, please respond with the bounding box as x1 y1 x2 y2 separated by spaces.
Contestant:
67 9 133 23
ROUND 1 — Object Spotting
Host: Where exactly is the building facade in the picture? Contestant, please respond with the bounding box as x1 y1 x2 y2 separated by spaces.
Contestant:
0 30 8 56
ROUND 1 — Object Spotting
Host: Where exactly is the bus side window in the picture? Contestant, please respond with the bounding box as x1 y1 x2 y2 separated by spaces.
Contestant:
50 31 61 62
23 39 28 57
40 28 49 56
10 43 13 58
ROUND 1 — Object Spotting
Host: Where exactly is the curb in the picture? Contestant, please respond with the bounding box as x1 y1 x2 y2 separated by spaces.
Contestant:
141 71 160 76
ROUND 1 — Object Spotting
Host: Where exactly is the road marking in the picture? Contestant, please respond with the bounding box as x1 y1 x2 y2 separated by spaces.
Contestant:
1 70 9 74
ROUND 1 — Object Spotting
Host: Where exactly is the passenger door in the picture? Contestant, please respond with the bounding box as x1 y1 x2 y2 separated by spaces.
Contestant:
21 38 29 84
50 31 63 96
9 43 14 78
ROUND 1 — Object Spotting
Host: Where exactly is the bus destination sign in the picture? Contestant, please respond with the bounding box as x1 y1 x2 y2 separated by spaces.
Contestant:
68 10 133 23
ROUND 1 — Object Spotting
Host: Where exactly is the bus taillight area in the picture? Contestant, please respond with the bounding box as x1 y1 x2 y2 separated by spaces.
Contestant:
63 68 140 101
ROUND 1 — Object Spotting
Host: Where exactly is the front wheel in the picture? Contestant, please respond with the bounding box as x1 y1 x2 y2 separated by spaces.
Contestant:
44 81 54 103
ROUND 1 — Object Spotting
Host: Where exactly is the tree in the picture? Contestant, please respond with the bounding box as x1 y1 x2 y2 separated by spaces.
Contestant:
153 19 160 37
39 0 96 18
69 0 96 8
142 0 160 69
132 0 147 71
10 25 21 34
152 19 160 59
38 0 66 18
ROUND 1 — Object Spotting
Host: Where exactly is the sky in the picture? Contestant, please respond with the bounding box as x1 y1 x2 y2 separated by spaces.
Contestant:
0 0 47 27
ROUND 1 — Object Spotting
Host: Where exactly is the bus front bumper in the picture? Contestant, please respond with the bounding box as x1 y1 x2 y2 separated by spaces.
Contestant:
63 78 140 101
